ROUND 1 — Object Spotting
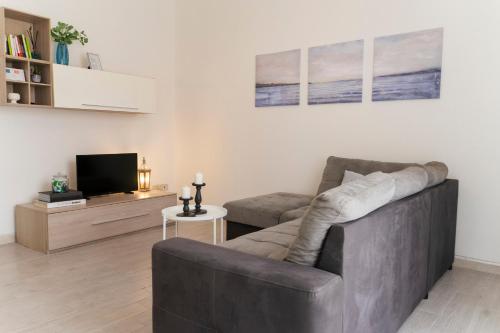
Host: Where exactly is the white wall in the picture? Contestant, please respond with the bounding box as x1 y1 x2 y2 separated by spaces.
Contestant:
174 0 500 265
0 0 176 242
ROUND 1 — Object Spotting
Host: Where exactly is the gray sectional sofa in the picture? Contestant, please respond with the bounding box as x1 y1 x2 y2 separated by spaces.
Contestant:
152 156 459 333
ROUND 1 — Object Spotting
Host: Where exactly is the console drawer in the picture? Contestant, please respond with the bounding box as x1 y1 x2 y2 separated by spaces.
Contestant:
48 197 168 250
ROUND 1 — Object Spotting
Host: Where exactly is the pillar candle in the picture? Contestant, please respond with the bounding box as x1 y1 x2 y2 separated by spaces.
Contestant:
181 186 191 199
195 172 204 185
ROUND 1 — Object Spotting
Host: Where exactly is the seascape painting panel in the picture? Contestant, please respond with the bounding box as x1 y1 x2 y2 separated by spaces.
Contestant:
255 49 300 107
308 40 364 104
372 28 443 102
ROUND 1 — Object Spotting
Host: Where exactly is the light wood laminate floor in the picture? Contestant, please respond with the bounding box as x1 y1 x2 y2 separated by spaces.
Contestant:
1 222 499 333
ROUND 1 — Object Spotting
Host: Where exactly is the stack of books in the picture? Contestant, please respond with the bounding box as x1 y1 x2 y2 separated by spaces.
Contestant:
5 34 33 59
34 190 86 209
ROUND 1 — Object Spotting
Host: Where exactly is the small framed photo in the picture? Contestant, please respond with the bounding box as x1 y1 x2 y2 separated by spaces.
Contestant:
87 53 103 70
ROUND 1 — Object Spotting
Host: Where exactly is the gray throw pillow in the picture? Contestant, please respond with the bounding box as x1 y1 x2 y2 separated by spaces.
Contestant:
341 170 365 184
424 161 448 187
286 172 395 266
341 165 440 201
390 166 428 201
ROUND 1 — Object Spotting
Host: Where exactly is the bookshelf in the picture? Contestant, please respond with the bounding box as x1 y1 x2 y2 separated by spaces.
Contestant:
0 8 53 107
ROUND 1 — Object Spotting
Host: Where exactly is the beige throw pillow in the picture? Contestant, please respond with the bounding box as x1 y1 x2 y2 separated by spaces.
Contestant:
286 172 395 266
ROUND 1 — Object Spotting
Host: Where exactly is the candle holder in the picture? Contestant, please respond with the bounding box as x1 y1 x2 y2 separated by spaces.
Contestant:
192 182 207 215
177 197 196 217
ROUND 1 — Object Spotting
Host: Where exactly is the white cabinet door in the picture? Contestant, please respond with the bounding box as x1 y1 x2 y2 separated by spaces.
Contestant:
53 64 156 114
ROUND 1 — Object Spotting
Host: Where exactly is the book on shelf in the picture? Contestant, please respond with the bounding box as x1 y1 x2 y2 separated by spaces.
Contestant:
5 35 12 56
16 36 24 57
38 190 84 203
24 35 32 58
33 199 86 209
4 34 32 59
11 35 18 57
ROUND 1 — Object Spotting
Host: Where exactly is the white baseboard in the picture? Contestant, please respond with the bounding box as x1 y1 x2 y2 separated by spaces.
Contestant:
0 233 14 245
455 255 500 275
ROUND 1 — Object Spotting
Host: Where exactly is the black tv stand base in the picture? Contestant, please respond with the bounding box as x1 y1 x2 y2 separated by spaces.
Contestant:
86 191 135 200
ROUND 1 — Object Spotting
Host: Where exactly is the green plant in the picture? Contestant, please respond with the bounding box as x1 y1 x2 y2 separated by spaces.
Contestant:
50 22 88 45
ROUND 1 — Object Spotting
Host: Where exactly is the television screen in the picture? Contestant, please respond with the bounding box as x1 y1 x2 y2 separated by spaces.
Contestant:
76 153 138 197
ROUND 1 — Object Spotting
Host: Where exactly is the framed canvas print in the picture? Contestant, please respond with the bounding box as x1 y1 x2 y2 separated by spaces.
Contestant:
308 40 364 104
255 49 300 107
372 28 443 101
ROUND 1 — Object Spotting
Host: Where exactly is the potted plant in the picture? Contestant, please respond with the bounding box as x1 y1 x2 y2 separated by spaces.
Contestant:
31 66 42 83
50 22 88 65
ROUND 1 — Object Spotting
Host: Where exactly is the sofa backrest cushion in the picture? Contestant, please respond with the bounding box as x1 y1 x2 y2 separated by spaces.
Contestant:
317 156 418 194
286 172 395 266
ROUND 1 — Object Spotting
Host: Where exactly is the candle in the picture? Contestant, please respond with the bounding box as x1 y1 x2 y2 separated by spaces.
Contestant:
181 186 191 199
194 172 204 185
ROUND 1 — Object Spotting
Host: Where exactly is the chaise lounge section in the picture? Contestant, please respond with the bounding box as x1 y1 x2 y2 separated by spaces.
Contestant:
224 192 312 240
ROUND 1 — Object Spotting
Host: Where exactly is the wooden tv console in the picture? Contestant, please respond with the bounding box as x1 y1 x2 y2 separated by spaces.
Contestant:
15 190 176 253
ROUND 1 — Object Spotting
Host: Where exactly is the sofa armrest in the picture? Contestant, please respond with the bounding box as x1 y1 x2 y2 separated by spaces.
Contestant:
152 238 343 333
316 190 432 333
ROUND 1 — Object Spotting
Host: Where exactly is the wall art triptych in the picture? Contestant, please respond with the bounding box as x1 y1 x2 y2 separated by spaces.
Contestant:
255 28 443 107
308 40 364 104
372 28 443 101
255 49 300 107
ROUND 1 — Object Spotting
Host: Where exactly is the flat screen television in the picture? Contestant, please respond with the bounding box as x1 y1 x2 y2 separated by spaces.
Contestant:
76 153 138 197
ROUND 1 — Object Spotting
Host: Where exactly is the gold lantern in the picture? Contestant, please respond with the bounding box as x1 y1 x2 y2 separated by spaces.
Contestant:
138 157 151 192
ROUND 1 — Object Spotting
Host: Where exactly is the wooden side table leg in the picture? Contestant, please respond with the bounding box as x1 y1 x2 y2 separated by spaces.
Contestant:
175 220 178 237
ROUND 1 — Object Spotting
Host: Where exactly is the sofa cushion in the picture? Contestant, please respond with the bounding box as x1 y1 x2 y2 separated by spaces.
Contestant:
221 218 302 260
287 172 396 266
390 166 429 201
317 156 418 194
342 166 429 201
342 165 441 202
223 192 313 228
279 206 309 223
424 161 448 187
341 170 365 184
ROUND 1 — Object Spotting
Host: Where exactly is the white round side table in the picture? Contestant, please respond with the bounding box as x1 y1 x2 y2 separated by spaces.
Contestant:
162 205 227 244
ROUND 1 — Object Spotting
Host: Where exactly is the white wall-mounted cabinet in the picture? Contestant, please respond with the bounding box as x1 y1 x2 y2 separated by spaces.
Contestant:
53 64 156 114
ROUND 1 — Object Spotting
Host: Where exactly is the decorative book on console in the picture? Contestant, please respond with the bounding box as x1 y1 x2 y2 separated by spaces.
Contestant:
38 190 83 203
34 199 86 209
35 190 85 209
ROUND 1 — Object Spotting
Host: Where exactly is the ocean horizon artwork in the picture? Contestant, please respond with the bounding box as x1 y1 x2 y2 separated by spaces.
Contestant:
372 28 443 102
255 49 300 107
308 40 364 104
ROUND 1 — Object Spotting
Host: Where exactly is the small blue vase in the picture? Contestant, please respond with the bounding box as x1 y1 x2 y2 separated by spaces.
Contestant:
56 43 69 65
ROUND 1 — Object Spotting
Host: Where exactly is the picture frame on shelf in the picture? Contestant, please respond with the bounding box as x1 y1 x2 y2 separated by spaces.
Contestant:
5 68 26 82
87 52 102 70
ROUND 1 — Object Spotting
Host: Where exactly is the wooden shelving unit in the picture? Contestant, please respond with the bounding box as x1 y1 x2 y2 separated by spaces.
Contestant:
0 8 53 107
